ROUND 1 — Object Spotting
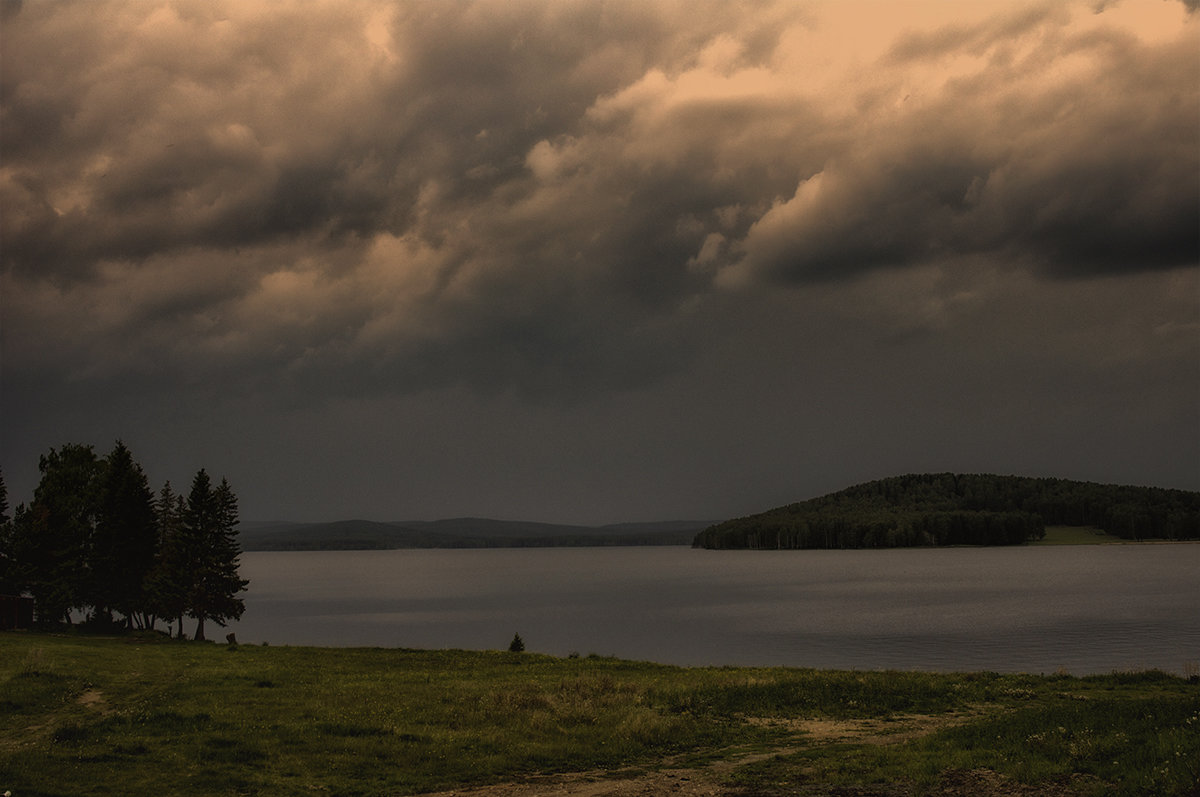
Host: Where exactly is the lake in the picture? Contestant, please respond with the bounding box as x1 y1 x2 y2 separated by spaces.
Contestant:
224 544 1200 675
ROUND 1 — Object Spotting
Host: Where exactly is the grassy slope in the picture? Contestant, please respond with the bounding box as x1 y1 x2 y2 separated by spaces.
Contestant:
1 633 1197 796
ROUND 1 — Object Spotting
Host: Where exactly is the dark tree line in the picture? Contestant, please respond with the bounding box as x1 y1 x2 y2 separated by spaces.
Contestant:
694 473 1200 550
0 442 248 639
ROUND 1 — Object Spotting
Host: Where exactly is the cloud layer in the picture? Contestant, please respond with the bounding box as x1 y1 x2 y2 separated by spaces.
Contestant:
2 0 1197 520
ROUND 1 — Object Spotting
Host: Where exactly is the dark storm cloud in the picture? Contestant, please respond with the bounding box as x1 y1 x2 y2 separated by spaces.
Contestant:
726 8 1199 284
0 1 769 274
2 1 821 402
2 0 1200 523
2 1 1197 520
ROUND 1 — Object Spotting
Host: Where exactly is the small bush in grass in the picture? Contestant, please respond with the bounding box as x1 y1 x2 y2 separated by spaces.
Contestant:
508 633 525 653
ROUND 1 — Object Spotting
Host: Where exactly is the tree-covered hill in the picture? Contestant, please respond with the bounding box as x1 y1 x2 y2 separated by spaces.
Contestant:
693 473 1200 550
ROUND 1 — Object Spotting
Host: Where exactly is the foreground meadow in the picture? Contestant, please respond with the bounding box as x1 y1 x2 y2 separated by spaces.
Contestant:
1 633 1196 796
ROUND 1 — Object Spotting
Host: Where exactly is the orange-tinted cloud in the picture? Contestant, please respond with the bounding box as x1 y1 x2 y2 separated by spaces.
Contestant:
1 1 1196 521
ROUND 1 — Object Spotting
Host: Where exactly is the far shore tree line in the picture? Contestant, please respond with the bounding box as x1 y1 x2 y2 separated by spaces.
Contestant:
0 442 247 641
694 473 1200 550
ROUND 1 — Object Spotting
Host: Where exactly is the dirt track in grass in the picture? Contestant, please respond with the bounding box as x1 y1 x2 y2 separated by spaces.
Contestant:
417 713 1100 796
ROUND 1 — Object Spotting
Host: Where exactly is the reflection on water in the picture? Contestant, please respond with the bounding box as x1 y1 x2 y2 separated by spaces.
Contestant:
225 544 1200 674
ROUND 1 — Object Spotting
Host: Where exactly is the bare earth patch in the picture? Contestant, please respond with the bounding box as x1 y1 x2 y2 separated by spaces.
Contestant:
748 713 969 746
420 768 723 797
2 689 109 755
76 689 106 710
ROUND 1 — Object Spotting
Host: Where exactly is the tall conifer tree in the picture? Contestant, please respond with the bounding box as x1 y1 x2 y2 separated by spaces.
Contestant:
19 445 102 623
149 481 189 637
182 470 248 641
0 469 8 526
93 442 158 628
0 469 14 595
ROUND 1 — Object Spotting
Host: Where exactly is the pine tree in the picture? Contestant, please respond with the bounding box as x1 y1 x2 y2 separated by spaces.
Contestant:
0 469 8 526
18 445 102 624
0 469 15 595
93 442 158 628
149 481 189 637
183 471 248 641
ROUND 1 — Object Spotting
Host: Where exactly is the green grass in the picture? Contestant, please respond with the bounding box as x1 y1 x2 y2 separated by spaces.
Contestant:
728 676 1200 795
1 633 1197 796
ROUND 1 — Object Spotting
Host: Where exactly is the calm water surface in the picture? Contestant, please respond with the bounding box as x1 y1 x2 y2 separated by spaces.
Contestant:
225 545 1200 674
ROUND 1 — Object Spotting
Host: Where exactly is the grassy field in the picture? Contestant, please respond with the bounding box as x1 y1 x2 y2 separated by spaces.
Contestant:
1 633 1197 796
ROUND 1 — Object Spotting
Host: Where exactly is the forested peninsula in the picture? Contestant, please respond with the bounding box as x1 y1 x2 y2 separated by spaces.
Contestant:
693 473 1200 550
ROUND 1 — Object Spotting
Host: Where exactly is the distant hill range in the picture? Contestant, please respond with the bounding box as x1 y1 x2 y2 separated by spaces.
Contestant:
693 473 1200 550
240 518 709 551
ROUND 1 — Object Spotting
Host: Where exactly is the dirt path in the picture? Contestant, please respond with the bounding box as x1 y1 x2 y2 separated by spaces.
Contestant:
414 713 1089 797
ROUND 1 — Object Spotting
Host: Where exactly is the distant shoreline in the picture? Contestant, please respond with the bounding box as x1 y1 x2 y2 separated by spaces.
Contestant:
238 517 710 551
236 522 1199 552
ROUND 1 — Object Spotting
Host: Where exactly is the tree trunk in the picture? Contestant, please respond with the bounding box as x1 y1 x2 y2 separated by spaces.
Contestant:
195 615 206 641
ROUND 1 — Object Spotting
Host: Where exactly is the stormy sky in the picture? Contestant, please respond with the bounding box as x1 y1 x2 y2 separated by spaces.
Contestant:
2 0 1197 524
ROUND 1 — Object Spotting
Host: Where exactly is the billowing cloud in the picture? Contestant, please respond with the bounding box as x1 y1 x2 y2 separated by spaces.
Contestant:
723 4 1199 283
1 0 1196 520
4 0 1195 396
